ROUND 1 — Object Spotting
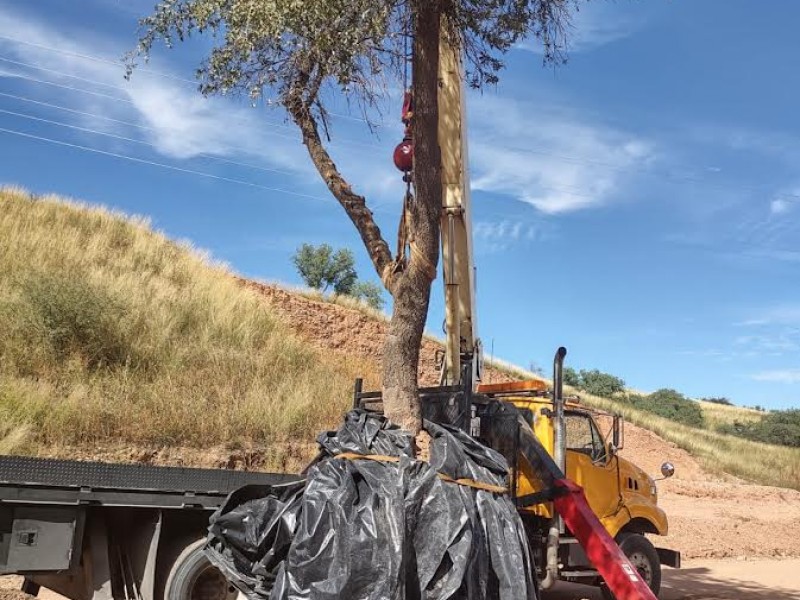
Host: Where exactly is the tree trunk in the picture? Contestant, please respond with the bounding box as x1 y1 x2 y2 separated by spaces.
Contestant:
381 0 442 435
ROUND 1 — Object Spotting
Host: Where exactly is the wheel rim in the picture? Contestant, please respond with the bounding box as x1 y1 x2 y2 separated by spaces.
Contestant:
627 551 653 586
187 564 238 600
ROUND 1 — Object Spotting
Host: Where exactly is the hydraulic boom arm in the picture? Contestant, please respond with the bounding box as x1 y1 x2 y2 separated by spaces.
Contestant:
438 36 481 387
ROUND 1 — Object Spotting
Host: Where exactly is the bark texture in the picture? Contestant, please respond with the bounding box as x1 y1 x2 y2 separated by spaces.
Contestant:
381 0 442 434
285 68 395 290
285 3 442 436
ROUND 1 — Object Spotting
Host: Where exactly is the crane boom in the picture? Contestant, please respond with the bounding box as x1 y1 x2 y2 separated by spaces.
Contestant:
438 36 481 387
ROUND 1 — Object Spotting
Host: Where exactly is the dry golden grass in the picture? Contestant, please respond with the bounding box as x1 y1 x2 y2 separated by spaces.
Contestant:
472 360 800 490
0 187 377 455
2 186 797 489
697 399 765 431
584 392 800 490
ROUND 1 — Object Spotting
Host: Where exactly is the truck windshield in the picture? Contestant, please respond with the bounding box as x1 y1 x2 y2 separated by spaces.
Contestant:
565 412 607 462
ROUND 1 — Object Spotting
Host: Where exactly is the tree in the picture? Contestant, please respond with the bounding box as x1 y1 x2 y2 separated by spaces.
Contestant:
563 366 581 388
628 388 705 428
702 396 733 406
292 244 357 294
578 369 625 398
129 0 574 434
351 281 386 310
292 244 385 309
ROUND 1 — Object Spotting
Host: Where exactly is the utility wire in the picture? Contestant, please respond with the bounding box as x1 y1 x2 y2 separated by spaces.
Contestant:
2 72 132 103
0 71 382 149
0 106 297 176
0 125 328 202
0 56 127 91
0 34 197 85
4 55 800 204
0 35 373 123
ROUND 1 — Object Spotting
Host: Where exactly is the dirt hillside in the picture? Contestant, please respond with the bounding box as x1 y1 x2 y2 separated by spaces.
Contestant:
247 282 800 561
241 280 518 387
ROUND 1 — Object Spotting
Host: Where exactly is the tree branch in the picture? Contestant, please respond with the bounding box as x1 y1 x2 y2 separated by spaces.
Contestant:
285 61 398 293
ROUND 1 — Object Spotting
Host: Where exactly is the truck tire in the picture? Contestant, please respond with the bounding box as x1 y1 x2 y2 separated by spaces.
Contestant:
163 539 239 600
599 532 661 600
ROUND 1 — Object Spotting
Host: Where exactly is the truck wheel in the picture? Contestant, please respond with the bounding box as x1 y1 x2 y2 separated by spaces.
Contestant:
599 532 661 600
164 539 239 600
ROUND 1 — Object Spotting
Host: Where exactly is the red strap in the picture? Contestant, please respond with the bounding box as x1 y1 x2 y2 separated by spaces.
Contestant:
553 479 658 600
401 90 414 124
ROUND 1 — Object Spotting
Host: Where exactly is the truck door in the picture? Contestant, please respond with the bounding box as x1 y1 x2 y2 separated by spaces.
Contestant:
564 411 621 521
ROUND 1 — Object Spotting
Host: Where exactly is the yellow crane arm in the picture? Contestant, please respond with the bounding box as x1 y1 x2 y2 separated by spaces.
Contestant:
438 36 482 387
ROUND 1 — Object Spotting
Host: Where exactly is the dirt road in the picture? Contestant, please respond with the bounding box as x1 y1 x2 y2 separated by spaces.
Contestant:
547 558 800 599
3 559 798 600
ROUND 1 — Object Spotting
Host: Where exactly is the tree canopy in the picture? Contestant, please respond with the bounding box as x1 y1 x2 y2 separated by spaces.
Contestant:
292 243 385 309
129 0 578 435
292 243 358 294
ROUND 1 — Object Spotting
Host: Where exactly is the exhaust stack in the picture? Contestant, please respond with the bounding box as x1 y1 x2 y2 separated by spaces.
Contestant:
541 346 568 590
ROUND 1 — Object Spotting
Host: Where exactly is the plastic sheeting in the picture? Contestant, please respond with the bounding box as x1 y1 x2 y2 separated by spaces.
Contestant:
205 410 539 600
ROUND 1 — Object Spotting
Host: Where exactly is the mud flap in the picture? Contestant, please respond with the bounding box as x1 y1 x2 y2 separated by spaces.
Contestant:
657 547 681 569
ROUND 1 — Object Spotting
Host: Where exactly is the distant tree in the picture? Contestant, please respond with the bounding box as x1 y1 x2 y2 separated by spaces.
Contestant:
703 397 733 406
578 369 625 398
351 281 385 311
292 243 385 309
292 244 357 294
528 361 545 377
627 388 705 428
720 409 800 447
563 366 581 388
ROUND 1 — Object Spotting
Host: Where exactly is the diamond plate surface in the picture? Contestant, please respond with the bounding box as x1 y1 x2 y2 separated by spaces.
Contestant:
0 456 299 495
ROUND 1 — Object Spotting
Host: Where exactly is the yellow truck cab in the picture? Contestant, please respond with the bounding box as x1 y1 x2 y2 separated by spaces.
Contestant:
478 380 680 597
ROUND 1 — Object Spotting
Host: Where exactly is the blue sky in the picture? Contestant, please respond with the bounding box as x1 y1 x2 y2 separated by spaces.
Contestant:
1 1 799 409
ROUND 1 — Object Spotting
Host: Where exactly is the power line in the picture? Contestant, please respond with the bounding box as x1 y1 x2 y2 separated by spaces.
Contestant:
0 125 328 202
3 72 132 103
0 34 196 85
0 35 374 123
4 56 800 205
0 98 299 175
0 106 299 176
0 56 126 91
0 70 383 150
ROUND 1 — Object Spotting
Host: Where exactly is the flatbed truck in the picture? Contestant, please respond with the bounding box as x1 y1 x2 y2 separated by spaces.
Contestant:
0 455 298 600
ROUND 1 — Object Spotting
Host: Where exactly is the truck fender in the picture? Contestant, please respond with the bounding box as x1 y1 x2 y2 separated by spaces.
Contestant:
604 506 668 539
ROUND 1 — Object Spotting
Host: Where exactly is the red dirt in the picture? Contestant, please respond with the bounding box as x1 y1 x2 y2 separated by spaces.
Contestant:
240 280 518 387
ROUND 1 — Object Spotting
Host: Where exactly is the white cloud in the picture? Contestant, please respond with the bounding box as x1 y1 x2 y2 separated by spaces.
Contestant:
771 198 791 214
517 2 651 54
0 7 311 172
751 369 800 384
734 332 799 354
467 94 654 214
472 219 554 253
739 305 800 327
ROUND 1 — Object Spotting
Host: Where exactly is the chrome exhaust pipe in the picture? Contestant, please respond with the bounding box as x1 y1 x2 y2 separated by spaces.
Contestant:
541 346 567 590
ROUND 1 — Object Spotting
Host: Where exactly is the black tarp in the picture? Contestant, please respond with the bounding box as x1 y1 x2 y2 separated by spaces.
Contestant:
205 410 538 600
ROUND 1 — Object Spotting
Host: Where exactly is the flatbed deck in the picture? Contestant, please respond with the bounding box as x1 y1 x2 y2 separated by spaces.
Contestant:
0 455 300 510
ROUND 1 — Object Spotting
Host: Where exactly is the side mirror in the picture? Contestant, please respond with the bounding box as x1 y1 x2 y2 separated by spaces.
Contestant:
660 462 675 479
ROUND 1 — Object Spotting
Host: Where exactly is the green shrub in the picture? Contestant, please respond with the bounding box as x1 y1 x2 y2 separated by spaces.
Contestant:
721 409 800 447
20 273 136 370
623 388 705 428
573 369 625 398
703 396 733 406
563 367 581 387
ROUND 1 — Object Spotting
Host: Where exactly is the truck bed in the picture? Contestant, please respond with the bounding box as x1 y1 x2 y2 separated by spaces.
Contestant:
0 455 301 510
